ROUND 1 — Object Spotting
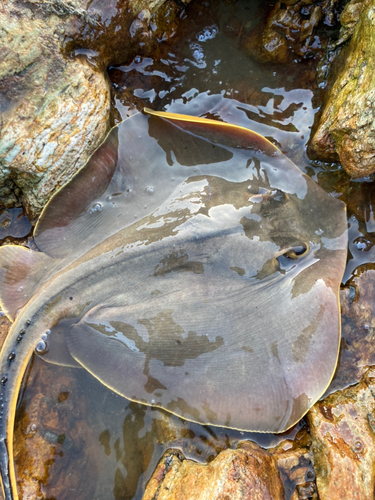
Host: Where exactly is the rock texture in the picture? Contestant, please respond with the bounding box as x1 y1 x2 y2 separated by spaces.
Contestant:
143 371 375 500
309 0 375 177
308 369 375 500
14 359 98 500
143 442 285 500
242 0 341 64
0 0 167 220
332 268 375 391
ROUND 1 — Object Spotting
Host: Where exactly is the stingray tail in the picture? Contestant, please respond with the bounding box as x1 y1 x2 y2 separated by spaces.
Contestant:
0 439 12 500
0 317 38 500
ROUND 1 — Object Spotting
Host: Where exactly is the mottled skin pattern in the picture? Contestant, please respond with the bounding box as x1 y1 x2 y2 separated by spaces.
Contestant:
0 111 347 499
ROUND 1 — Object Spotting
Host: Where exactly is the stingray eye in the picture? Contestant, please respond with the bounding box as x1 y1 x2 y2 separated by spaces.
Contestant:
284 243 309 260
273 190 289 202
276 243 309 272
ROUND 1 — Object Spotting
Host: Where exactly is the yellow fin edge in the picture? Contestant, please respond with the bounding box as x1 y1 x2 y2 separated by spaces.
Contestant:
143 108 281 154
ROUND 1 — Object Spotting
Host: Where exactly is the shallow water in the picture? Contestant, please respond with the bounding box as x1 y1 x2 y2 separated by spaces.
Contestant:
6 0 375 498
0 208 31 242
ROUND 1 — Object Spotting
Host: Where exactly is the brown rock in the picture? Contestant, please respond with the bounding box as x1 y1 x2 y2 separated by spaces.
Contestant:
143 441 285 500
0 314 10 353
269 423 318 500
275 449 317 500
242 0 338 64
14 357 98 500
309 0 375 177
308 369 375 500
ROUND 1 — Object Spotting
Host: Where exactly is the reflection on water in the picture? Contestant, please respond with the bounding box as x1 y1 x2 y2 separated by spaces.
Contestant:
0 208 31 241
13 0 375 498
315 169 375 283
109 0 317 165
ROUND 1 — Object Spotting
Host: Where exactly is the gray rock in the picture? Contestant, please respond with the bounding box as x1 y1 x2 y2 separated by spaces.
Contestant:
0 0 167 220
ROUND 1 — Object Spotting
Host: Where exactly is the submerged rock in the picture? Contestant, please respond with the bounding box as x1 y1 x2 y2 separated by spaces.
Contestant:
14 359 97 500
143 442 285 500
309 0 375 177
242 0 341 64
0 0 167 220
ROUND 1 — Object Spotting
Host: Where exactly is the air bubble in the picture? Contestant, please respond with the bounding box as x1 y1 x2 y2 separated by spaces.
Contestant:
41 333 48 340
196 24 218 42
145 186 154 194
89 203 103 214
35 340 48 354
8 353 15 362
354 237 371 252
189 42 206 68
45 330 51 335
26 320 31 325
0 312 4 317
151 399 156 404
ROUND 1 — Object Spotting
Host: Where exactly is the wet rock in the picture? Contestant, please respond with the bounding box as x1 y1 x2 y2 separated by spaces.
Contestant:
275 449 317 500
143 441 285 499
330 268 375 392
0 313 10 352
309 0 375 177
269 424 318 500
0 0 168 220
242 0 340 64
308 369 375 500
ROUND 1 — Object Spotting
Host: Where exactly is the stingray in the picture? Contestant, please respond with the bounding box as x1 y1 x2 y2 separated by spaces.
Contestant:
0 109 347 500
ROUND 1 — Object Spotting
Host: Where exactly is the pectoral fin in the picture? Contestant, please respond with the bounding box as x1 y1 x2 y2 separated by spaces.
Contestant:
0 245 57 321
39 318 82 368
66 320 148 401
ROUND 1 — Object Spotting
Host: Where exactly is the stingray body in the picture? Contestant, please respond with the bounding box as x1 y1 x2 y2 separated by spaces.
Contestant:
0 110 347 500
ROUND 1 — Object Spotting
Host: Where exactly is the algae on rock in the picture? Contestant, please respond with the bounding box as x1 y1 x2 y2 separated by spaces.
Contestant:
309 0 375 177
